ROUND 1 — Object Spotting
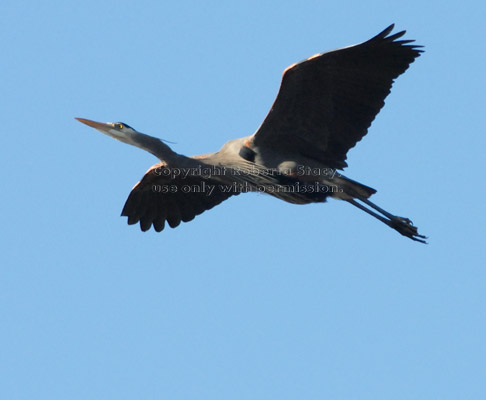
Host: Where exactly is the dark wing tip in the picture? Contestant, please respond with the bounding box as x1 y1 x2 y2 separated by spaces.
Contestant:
376 23 396 39
362 24 399 44
119 164 239 232
366 24 424 53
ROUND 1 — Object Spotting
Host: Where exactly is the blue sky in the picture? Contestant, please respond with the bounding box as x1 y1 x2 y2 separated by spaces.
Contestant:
1 0 485 399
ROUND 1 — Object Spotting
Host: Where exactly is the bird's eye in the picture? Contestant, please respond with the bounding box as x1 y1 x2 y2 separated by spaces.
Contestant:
117 123 124 129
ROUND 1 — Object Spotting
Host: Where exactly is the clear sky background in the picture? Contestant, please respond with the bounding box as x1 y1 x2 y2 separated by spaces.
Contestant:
1 1 485 399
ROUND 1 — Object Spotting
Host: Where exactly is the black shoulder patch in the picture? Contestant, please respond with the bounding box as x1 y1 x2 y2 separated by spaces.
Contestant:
239 146 256 162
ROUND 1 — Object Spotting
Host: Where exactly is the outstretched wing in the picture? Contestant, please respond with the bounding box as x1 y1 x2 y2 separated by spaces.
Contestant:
251 24 423 169
121 163 238 232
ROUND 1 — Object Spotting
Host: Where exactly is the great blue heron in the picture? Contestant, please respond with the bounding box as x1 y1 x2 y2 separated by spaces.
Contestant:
77 24 427 243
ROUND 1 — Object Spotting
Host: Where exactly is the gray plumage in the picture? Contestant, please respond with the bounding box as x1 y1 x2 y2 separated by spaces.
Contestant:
76 24 427 242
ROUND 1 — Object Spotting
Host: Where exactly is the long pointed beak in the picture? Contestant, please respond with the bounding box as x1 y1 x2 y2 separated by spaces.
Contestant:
75 118 112 132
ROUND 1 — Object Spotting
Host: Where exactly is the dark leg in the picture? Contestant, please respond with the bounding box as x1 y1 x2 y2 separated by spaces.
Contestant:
346 198 427 244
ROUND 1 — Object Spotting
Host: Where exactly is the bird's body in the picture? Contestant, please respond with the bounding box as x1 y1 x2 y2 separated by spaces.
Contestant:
77 24 427 242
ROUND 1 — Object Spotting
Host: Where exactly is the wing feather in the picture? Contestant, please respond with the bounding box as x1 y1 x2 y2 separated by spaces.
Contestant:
120 163 238 232
251 24 423 168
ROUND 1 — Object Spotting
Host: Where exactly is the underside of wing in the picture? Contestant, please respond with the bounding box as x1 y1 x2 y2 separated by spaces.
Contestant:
121 163 238 232
251 24 423 169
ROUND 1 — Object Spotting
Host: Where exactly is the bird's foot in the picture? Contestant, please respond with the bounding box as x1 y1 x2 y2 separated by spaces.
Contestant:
390 216 427 244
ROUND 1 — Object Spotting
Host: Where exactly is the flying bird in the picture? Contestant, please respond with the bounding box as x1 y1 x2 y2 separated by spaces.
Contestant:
77 24 427 243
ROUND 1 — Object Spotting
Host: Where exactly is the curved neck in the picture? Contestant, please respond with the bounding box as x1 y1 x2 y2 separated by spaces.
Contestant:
129 132 177 161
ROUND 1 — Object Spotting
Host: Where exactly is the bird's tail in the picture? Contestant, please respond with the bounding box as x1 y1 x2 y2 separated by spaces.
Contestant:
329 174 377 200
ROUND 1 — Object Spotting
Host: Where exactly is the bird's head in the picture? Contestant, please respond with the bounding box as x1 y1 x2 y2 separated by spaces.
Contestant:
75 117 176 160
75 118 139 146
